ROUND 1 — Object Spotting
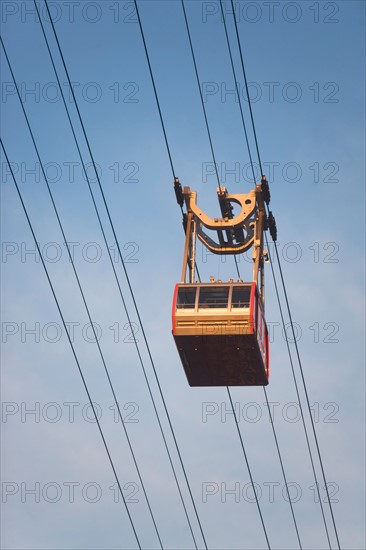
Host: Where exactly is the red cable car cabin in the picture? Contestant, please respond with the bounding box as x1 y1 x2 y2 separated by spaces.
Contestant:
172 282 269 386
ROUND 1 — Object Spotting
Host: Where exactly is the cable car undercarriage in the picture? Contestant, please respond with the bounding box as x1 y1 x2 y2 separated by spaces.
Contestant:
172 177 277 387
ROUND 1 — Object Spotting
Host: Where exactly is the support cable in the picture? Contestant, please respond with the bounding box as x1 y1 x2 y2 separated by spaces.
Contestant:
133 1 175 179
0 138 142 550
42 1 206 546
226 388 271 549
229 2 341 546
229 0 263 176
265 233 331 549
0 35 161 548
263 387 302 548
219 1 257 188
272 240 338 549
180 0 222 192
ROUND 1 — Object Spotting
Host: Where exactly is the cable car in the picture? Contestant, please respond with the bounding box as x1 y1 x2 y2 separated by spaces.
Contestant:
172 281 269 386
172 177 276 387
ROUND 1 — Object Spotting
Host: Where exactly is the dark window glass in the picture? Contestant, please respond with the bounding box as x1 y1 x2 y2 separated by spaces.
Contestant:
232 286 251 308
177 288 196 309
198 287 229 308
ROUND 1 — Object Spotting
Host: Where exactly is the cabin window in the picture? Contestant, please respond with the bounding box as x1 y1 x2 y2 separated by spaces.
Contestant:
232 286 251 308
177 287 196 309
198 287 229 308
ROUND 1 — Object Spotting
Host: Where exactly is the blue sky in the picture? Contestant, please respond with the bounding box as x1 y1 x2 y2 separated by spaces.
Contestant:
1 1 365 549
